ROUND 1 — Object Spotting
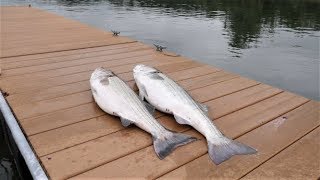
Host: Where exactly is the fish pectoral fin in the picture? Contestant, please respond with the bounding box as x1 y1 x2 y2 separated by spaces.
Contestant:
143 101 155 115
199 103 209 114
120 117 134 127
173 114 189 125
138 84 148 100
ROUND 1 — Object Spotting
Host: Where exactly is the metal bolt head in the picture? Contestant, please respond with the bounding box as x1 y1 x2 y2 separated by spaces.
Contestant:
153 44 166 52
111 30 120 36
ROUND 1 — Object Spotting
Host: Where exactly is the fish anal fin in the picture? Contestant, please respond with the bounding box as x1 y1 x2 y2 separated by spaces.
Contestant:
173 114 190 125
120 117 134 127
139 84 148 100
143 101 155 115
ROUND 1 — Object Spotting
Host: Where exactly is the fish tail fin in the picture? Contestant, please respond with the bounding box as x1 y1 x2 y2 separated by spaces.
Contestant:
208 137 257 165
153 132 197 159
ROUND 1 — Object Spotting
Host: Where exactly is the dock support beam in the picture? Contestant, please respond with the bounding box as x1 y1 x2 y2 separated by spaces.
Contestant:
0 93 48 180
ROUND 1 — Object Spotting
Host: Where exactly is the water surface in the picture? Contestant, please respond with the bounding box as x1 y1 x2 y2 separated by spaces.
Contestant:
2 0 319 100
0 0 319 178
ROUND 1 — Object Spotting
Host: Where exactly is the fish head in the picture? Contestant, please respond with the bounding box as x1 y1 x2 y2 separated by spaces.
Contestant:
91 67 115 81
133 64 159 75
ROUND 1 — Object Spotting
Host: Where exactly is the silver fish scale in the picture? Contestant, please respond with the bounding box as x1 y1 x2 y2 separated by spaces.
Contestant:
158 73 222 136
160 73 201 110
108 76 166 134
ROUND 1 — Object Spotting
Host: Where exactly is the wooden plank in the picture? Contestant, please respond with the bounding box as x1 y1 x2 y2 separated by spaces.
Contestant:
7 65 218 106
204 84 282 118
1 42 141 64
211 92 309 139
7 81 90 106
41 116 189 179
243 127 320 179
2 20 107 33
68 98 315 179
30 91 306 157
11 59 191 119
2 60 199 104
20 72 247 136
14 91 94 119
1 56 194 85
2 7 316 179
0 7 136 57
2 35 135 58
1 48 154 77
2 31 112 44
3 43 149 69
2 32 115 49
166 65 220 80
2 29 111 44
3 38 135 57
0 51 187 86
178 71 238 91
36 84 281 179
2 24 111 37
9 58 189 96
22 103 105 136
157 101 319 179
28 76 259 156
190 77 256 102
2 49 154 76
1 54 187 94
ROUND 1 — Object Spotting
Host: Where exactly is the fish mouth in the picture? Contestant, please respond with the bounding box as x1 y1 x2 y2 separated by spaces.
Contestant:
91 67 115 79
133 64 158 74
95 67 114 75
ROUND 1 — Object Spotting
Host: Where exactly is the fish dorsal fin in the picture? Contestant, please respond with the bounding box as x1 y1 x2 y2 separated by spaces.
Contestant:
138 84 148 100
120 117 134 127
173 114 190 125
143 101 155 115
199 103 209 115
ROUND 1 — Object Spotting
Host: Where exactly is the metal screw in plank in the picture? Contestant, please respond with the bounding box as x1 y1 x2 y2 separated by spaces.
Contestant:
153 44 166 52
111 30 120 36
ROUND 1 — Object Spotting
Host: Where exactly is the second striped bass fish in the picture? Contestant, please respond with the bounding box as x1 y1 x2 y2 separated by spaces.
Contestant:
90 67 197 159
133 64 257 164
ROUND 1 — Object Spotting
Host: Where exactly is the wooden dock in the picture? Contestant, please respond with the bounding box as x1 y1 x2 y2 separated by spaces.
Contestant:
0 6 319 179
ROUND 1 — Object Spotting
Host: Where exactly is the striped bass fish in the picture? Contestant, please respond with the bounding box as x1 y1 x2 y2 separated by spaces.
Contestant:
90 67 197 159
133 64 257 164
